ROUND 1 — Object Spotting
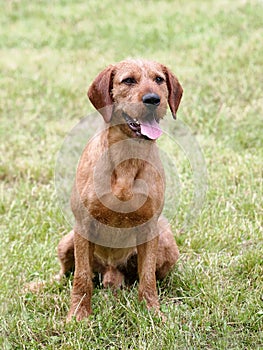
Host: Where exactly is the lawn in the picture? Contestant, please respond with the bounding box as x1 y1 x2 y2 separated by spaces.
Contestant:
0 0 262 349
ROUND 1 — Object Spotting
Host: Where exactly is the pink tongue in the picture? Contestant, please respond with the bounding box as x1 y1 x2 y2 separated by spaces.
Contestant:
140 118 162 140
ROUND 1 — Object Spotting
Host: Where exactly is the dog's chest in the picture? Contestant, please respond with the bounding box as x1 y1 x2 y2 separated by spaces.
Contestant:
75 135 165 228
88 165 165 228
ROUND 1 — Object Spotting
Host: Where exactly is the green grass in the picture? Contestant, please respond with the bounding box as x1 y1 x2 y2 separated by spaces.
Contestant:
1 0 262 349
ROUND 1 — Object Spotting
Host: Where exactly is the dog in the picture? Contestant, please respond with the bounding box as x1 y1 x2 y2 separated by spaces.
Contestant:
57 59 183 321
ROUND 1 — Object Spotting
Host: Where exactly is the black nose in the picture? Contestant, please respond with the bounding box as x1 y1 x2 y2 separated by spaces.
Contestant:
142 93 160 108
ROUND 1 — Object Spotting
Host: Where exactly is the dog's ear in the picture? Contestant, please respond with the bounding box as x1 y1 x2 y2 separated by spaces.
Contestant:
162 66 183 119
88 65 115 123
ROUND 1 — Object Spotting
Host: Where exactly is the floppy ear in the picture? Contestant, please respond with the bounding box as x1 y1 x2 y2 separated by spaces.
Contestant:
87 65 115 123
162 66 183 119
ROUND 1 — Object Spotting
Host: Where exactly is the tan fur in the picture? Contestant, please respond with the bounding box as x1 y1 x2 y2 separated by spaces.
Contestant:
58 59 182 321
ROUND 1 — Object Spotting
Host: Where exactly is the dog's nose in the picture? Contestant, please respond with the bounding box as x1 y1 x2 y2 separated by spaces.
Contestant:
142 93 160 108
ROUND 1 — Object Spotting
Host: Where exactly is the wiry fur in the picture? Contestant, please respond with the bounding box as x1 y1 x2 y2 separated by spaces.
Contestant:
57 59 182 321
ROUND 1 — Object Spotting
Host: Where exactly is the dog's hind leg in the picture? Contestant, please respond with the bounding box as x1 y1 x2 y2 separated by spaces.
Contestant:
155 217 179 280
57 230 75 279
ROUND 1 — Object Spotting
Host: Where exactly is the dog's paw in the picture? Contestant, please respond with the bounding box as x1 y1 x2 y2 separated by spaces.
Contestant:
102 267 124 290
66 303 92 322
155 309 167 323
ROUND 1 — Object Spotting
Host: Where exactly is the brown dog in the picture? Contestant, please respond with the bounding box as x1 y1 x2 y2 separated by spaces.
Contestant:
57 59 183 321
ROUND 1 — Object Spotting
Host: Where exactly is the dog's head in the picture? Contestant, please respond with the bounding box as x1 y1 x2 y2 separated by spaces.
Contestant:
88 59 183 140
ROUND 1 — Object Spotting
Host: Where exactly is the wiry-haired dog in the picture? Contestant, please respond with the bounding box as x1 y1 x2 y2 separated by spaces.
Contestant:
57 59 183 321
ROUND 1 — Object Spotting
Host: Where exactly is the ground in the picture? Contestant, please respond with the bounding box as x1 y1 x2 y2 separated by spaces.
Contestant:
0 1 262 349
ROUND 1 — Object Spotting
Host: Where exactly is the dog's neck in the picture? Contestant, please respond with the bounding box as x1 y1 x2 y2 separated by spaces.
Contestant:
106 123 156 163
104 123 160 202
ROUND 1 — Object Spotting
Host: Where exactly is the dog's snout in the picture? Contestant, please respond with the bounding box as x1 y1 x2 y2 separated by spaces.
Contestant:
142 93 161 108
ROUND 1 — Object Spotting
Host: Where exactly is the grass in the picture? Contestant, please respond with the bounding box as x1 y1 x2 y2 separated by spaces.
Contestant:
0 0 262 349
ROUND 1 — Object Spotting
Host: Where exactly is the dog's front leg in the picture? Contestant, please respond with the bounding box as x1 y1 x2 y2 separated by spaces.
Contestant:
67 232 94 322
137 235 159 310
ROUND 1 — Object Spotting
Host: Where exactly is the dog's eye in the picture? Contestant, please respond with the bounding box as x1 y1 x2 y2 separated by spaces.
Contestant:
155 76 165 84
121 77 136 85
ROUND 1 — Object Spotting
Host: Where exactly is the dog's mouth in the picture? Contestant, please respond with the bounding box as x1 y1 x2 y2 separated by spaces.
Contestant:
122 112 163 140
